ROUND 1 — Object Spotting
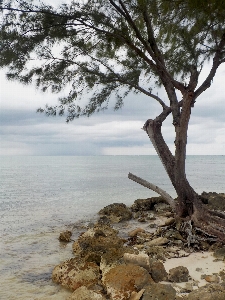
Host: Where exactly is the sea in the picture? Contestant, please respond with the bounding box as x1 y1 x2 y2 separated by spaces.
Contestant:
0 155 224 299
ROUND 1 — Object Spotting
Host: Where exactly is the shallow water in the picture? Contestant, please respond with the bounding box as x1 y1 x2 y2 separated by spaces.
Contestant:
0 155 224 299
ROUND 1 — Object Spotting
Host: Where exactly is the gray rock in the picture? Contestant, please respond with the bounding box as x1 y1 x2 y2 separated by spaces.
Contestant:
142 283 176 300
150 260 168 282
168 266 189 282
214 247 225 260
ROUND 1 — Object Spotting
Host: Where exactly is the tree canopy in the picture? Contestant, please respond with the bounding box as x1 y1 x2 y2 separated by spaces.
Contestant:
1 0 224 122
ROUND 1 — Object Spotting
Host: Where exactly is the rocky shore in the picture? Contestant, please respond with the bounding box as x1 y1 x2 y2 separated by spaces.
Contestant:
53 192 225 300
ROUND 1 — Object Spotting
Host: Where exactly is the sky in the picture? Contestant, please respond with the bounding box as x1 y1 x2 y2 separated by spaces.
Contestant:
0 0 224 156
0 61 225 156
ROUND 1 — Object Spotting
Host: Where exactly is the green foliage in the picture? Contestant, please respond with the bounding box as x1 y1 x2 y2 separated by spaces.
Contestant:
0 0 224 121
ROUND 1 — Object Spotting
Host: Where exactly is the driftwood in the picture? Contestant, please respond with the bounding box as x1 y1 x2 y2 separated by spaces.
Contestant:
128 172 176 211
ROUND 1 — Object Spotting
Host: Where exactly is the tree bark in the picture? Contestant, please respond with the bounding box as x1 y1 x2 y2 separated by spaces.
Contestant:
128 172 176 210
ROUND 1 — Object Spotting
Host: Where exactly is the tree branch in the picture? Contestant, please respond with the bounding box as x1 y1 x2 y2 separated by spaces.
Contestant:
128 172 175 210
194 33 225 99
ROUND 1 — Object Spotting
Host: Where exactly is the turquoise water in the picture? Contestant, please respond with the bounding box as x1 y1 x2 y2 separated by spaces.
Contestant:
0 155 224 299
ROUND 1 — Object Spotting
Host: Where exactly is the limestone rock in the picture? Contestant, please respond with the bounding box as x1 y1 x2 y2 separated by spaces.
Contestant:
168 266 189 283
52 259 100 291
103 264 153 300
98 203 132 223
59 230 72 242
129 289 145 300
123 253 150 271
154 203 171 213
204 274 220 283
66 286 106 300
128 228 145 237
72 224 125 260
214 247 225 261
149 260 168 282
159 217 175 227
146 237 169 247
142 283 176 300
201 192 225 210
131 197 165 212
187 283 225 300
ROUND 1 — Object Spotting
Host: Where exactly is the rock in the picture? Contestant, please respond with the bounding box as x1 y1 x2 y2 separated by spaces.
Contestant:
168 266 189 283
154 203 171 213
72 224 125 259
59 230 72 242
201 192 225 210
52 259 100 291
66 286 106 300
146 246 168 261
131 197 166 212
204 274 220 283
146 237 169 246
123 253 150 271
128 228 145 237
150 260 168 282
159 217 175 227
214 247 225 261
129 289 145 300
187 283 225 300
98 203 132 223
142 283 176 300
102 264 153 300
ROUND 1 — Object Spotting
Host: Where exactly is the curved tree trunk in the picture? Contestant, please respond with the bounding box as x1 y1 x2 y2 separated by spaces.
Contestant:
142 92 225 242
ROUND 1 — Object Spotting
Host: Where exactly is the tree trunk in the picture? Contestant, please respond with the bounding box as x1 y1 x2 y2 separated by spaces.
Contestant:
143 91 202 218
142 92 225 242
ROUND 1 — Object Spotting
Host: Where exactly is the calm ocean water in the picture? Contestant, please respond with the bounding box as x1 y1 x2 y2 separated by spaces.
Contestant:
0 155 224 299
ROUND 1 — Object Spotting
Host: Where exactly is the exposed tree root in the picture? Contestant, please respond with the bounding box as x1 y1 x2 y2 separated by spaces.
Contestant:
190 206 225 244
128 172 225 245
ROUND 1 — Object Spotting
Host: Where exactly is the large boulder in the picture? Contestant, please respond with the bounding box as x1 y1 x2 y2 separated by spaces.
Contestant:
102 264 153 300
52 259 100 291
98 203 132 223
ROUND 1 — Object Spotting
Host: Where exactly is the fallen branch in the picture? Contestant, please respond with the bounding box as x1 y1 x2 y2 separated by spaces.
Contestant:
128 172 176 211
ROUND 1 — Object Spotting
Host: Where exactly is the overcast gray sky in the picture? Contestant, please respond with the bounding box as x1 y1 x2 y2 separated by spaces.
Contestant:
0 60 225 156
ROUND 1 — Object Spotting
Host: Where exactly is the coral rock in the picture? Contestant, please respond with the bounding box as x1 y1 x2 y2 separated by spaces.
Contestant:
103 264 153 300
59 230 72 242
168 266 189 282
52 259 100 291
149 260 168 282
142 283 176 300
66 286 106 300
187 283 225 300
98 203 132 223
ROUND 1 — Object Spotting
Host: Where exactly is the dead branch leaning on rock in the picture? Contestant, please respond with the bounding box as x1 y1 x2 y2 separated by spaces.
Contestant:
128 172 176 211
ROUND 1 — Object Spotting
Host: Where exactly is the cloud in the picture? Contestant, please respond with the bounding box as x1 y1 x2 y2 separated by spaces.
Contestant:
0 62 225 156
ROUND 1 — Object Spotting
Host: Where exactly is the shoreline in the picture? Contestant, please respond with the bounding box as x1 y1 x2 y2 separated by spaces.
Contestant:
53 192 225 300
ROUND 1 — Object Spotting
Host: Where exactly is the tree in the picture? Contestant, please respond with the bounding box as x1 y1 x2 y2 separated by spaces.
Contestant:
1 0 225 241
